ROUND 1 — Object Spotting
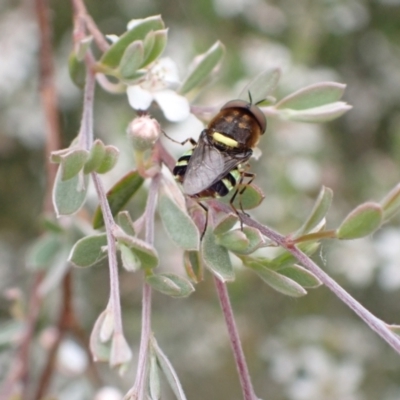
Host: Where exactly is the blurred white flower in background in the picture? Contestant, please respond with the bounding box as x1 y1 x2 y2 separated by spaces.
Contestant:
127 57 190 122
94 386 123 400
260 317 372 400
374 228 400 291
56 339 88 375
328 238 377 287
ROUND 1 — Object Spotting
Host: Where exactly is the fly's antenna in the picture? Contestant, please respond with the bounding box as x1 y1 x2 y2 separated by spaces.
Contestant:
255 98 266 106
247 90 253 105
247 90 266 107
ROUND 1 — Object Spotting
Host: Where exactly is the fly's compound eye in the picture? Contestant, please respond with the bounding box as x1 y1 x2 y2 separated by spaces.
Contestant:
220 99 267 134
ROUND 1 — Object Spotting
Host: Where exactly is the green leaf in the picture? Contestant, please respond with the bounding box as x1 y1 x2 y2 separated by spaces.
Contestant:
222 183 265 210
381 183 400 222
276 82 346 110
68 51 86 88
215 229 249 253
83 139 106 174
179 41 225 95
266 242 320 270
90 311 112 362
387 324 400 336
0 321 24 346
141 29 168 67
149 348 161 400
100 15 164 69
276 102 352 123
119 40 144 80
117 211 136 236
296 186 333 236
119 243 140 272
41 215 65 234
240 226 265 254
114 231 159 269
26 234 63 270
245 260 307 297
183 251 203 283
337 202 383 240
69 233 108 268
50 148 70 163
93 170 144 229
95 145 119 174
279 264 322 288
239 67 281 104
60 148 89 181
201 227 234 282
213 214 239 235
38 245 71 296
99 309 114 342
53 168 89 216
158 194 199 251
146 273 195 298
110 332 132 367
151 337 188 400
121 70 147 84
75 36 93 61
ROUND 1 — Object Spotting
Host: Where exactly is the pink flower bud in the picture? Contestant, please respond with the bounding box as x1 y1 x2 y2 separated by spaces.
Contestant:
127 115 161 151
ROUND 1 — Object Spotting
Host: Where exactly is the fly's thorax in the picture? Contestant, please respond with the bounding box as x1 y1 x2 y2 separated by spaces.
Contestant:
207 107 263 149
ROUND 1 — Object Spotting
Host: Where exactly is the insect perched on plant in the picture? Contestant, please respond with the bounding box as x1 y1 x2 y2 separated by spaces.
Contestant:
172 98 267 217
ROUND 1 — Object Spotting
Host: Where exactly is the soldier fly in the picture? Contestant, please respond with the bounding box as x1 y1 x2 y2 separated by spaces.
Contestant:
173 98 266 217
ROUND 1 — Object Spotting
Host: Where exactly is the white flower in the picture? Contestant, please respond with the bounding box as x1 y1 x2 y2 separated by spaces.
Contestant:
126 58 190 122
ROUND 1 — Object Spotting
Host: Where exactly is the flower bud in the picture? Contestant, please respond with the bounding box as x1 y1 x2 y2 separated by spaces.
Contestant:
127 115 161 151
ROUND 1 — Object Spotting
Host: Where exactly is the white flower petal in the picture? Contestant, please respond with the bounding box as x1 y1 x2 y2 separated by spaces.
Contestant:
154 90 190 122
156 57 181 86
127 85 154 110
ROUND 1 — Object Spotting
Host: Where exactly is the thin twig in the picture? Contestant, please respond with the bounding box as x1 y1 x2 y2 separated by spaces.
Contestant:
91 173 124 336
35 0 62 213
71 0 110 52
34 273 74 400
3 0 63 396
228 207 400 354
0 274 44 400
129 175 160 400
214 277 257 400
79 65 96 149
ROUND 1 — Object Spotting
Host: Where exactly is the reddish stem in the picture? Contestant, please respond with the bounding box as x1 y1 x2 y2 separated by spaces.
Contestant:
214 277 258 400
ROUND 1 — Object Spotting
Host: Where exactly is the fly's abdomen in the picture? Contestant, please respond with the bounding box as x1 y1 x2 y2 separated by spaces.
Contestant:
209 168 240 197
173 150 192 181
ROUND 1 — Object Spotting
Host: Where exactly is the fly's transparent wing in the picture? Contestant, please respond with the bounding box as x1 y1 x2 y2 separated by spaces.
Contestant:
182 131 251 196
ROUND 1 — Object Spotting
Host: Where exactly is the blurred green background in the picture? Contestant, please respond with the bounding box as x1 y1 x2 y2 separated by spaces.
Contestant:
1 0 400 399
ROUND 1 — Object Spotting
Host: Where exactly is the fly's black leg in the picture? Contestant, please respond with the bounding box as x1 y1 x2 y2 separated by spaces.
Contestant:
163 130 197 147
228 188 243 229
198 201 209 240
229 171 256 230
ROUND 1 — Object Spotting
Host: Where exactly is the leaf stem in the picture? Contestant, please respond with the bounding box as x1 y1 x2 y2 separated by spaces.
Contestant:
293 229 337 244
